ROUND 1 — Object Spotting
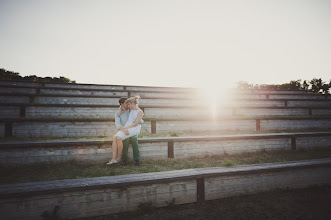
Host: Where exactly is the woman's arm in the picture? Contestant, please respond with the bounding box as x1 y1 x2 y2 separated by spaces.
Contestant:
124 111 143 129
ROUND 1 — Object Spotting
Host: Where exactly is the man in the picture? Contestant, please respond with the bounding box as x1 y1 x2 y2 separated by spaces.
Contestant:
114 97 141 166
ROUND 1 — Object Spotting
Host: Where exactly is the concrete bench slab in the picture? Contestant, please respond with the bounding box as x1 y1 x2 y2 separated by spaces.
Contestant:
1 117 331 138
1 132 330 164
0 158 330 219
40 88 128 97
2 104 331 119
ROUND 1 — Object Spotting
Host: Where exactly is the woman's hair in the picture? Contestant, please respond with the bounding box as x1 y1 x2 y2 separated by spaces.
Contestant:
127 96 140 105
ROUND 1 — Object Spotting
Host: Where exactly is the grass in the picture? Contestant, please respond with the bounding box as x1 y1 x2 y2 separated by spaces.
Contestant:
1 148 330 185
221 160 236 166
170 131 179 137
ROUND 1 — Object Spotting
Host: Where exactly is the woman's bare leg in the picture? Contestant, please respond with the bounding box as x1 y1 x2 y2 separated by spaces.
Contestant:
116 137 123 161
110 137 118 162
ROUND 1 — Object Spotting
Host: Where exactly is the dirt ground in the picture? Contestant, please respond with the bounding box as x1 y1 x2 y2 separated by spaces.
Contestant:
82 185 331 220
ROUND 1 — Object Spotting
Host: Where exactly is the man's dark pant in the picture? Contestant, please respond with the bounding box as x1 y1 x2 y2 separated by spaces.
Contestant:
122 135 140 161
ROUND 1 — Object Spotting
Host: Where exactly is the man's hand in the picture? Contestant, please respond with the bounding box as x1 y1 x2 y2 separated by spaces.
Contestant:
117 107 121 117
119 126 129 135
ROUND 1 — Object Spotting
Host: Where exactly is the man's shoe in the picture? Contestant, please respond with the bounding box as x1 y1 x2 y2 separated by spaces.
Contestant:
135 160 140 166
121 160 128 166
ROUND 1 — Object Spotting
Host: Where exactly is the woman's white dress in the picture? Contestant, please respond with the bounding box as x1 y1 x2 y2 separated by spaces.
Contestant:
115 108 143 140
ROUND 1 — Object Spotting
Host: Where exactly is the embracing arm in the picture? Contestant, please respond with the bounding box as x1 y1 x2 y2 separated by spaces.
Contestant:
114 112 121 130
124 111 143 129
116 107 121 117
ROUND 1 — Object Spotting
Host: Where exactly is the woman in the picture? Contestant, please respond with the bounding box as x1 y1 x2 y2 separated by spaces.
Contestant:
106 96 144 165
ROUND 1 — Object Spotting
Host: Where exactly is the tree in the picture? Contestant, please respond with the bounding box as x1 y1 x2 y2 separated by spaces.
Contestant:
234 78 330 94
0 68 22 80
279 80 302 90
302 80 309 91
309 78 323 93
321 80 331 94
0 68 76 84
235 81 253 89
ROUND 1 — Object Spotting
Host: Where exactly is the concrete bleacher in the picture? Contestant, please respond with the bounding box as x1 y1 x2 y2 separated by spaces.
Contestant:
1 158 331 219
1 116 331 139
1 131 330 164
0 80 331 219
1 79 331 147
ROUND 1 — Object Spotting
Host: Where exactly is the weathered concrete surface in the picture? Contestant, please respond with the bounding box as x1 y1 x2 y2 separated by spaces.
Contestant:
0 87 36 95
174 138 291 158
1 132 330 164
32 96 203 106
9 120 150 138
0 141 168 164
34 96 120 105
234 108 309 117
0 107 20 118
0 96 30 104
12 121 116 138
44 83 124 90
0 159 330 219
1 105 329 119
1 93 331 108
269 94 327 100
204 166 331 200
311 109 331 116
155 120 256 133
130 91 195 99
227 100 286 107
40 89 128 97
0 81 40 87
0 123 4 138
25 106 118 118
1 117 331 138
143 107 232 118
296 136 331 149
260 119 331 131
251 90 307 94
287 100 331 107
126 86 197 93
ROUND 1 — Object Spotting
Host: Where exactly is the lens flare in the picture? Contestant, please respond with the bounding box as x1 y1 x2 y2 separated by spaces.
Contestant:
198 85 229 119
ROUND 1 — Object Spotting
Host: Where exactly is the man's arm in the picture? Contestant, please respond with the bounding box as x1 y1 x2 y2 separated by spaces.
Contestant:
114 112 121 130
119 117 142 131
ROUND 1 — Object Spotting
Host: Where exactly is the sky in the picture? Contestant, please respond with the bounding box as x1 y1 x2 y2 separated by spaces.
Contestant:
0 0 330 89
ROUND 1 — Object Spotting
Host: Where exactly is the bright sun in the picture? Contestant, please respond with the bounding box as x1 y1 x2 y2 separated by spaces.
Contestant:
198 85 229 119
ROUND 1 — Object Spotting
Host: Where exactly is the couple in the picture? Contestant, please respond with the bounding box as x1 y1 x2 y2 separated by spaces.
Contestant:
106 96 144 166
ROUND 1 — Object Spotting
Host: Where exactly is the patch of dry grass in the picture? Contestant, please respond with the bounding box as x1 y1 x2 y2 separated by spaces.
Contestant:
1 148 330 185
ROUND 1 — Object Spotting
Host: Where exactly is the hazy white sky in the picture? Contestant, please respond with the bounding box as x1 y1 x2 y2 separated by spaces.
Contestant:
0 0 330 88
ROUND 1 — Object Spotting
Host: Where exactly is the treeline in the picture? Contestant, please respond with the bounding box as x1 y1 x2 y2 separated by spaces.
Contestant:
236 79 331 94
0 68 76 84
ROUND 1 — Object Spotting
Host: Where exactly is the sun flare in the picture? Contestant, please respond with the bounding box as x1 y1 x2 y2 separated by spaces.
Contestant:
198 85 229 119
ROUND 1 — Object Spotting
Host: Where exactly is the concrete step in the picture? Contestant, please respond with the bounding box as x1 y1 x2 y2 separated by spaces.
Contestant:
1 117 331 138
0 80 196 92
0 86 327 100
0 80 309 95
0 131 330 165
2 105 331 119
1 93 331 108
1 103 331 119
1 158 329 219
